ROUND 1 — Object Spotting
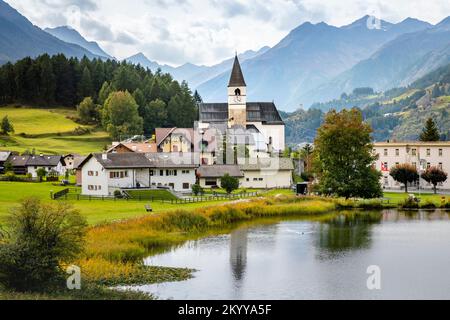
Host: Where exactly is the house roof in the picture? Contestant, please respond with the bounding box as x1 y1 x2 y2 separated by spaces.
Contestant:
26 155 65 167
228 55 246 87
197 165 244 178
79 152 199 169
91 153 151 169
199 102 284 125
73 156 87 169
8 155 30 166
145 152 198 168
155 128 195 146
0 151 11 162
238 157 294 171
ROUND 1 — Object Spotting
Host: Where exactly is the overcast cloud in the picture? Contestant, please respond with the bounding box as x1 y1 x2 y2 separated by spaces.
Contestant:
5 0 450 66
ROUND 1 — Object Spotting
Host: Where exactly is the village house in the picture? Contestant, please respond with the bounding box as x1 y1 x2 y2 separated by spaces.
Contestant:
197 165 244 189
155 128 195 153
79 152 198 196
239 157 294 189
7 154 66 177
0 151 12 174
107 142 157 153
374 141 450 191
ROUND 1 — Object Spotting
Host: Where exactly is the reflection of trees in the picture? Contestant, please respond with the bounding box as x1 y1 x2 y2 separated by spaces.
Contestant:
316 212 382 256
229 228 248 282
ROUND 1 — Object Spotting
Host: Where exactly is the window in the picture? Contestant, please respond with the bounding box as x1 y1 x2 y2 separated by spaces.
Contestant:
439 163 443 170
150 170 154 176
395 162 399 166
166 170 177 176
427 149 431 156
427 162 431 169
246 178 250 182
439 149 443 157
412 162 417 168
182 170 190 174
183 183 190 190
412 148 417 156
205 179 217 186
110 171 128 179
395 149 399 156
88 171 94 176
384 176 389 186
160 170 164 176
259 178 264 181
384 149 388 156
88 185 101 191
234 88 241 96
384 162 389 170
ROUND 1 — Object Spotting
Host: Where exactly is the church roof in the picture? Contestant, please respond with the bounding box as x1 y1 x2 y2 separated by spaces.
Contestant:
228 55 246 87
199 102 284 125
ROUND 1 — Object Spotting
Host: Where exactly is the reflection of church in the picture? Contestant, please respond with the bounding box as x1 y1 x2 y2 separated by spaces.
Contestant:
229 228 249 282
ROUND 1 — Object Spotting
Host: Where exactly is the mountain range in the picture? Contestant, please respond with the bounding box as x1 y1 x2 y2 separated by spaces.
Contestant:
44 26 113 60
1 0 450 114
0 0 101 64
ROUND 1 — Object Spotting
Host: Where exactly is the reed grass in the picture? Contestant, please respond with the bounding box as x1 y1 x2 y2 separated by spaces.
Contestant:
77 196 338 287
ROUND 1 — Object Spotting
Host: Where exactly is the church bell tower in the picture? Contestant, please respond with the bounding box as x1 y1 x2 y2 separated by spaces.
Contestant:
228 55 247 127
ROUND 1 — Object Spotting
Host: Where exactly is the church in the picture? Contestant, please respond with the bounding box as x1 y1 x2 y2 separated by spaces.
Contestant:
198 55 286 154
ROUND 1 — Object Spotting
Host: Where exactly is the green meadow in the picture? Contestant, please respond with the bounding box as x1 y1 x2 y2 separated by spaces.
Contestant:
0 106 111 155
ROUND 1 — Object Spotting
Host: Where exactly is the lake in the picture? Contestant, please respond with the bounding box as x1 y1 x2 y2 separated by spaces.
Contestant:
128 210 450 300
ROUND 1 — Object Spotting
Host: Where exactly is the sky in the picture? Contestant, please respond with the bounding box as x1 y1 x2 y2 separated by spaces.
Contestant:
5 0 450 66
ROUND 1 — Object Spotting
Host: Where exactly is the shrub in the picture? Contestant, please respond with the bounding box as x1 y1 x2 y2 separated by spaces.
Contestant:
220 174 239 194
0 198 87 292
191 184 203 196
441 201 450 209
420 200 437 209
114 190 123 199
399 197 419 209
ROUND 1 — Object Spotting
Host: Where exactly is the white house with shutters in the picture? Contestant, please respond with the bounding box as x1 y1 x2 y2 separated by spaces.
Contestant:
79 153 198 196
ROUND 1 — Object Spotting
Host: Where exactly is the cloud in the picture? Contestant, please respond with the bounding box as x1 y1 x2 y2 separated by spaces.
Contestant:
4 0 450 66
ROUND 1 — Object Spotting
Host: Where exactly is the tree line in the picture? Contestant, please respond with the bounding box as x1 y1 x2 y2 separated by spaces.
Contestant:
0 54 200 138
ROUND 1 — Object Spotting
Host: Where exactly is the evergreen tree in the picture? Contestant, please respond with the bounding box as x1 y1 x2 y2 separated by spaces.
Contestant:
78 66 93 100
98 81 114 106
142 99 167 134
420 118 440 142
1 116 14 135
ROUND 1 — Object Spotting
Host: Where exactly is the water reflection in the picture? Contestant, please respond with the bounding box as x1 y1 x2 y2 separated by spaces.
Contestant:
316 211 382 257
130 210 450 300
229 228 248 283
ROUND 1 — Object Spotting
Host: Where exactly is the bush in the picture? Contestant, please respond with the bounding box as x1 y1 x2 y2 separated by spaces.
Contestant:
220 174 239 194
441 201 450 209
0 198 87 292
191 184 203 196
399 197 419 209
420 200 437 209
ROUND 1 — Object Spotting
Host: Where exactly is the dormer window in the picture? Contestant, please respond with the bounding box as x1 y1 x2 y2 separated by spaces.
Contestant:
235 88 241 96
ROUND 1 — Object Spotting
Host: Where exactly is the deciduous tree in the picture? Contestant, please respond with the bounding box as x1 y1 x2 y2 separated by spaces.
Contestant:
313 108 382 199
389 164 419 193
422 166 448 194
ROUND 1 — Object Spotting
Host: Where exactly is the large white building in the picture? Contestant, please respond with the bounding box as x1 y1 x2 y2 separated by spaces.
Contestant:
374 141 450 191
79 153 197 196
198 55 286 155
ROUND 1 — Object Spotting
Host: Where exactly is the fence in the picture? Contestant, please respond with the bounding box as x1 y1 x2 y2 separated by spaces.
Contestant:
52 191 260 204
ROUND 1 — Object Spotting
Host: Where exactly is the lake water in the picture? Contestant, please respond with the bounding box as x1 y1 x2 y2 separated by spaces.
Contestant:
129 210 450 300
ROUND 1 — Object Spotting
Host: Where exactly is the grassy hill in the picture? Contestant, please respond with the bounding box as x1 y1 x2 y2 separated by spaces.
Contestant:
0 106 111 155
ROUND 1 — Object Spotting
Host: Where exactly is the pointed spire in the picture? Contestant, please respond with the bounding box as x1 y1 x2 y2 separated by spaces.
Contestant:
228 54 246 87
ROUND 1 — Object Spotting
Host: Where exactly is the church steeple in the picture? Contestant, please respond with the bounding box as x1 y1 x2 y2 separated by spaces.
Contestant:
227 54 247 127
228 55 246 87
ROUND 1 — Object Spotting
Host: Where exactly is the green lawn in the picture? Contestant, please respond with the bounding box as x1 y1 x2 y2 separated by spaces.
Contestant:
0 106 111 155
126 189 178 200
384 192 449 205
0 107 83 135
0 182 238 225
